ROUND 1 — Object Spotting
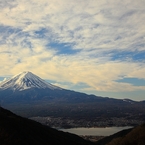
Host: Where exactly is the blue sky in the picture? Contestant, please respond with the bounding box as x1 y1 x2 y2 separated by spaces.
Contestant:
0 0 145 101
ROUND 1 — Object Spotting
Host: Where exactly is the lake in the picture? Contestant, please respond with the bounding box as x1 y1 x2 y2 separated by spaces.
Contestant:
60 126 133 136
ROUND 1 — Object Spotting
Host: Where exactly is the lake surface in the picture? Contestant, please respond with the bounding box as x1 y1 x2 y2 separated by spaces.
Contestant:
60 126 133 136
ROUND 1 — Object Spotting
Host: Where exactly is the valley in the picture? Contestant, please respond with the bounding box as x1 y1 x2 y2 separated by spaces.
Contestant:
30 116 143 129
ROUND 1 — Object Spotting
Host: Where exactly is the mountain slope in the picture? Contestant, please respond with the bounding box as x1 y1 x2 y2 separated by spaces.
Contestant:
95 123 145 145
0 107 93 145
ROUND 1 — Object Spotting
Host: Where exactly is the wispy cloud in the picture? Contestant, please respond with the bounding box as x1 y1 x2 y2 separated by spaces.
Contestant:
0 0 145 99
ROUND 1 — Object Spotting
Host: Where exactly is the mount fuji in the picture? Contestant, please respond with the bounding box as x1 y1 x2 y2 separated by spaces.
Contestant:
0 71 61 91
0 71 100 105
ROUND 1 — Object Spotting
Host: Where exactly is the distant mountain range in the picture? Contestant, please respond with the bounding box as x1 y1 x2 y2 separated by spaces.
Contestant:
0 71 145 127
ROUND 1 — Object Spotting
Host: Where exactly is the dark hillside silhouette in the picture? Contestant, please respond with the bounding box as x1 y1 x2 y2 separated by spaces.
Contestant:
0 107 93 145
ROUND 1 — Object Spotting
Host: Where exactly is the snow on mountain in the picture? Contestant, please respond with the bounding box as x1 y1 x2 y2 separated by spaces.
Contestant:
0 71 61 91
123 98 135 104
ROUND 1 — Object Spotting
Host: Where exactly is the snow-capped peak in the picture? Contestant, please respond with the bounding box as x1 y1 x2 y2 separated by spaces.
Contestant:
0 71 61 91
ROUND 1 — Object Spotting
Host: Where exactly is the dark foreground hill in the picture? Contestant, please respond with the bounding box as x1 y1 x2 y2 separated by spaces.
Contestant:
95 123 145 145
0 107 93 145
